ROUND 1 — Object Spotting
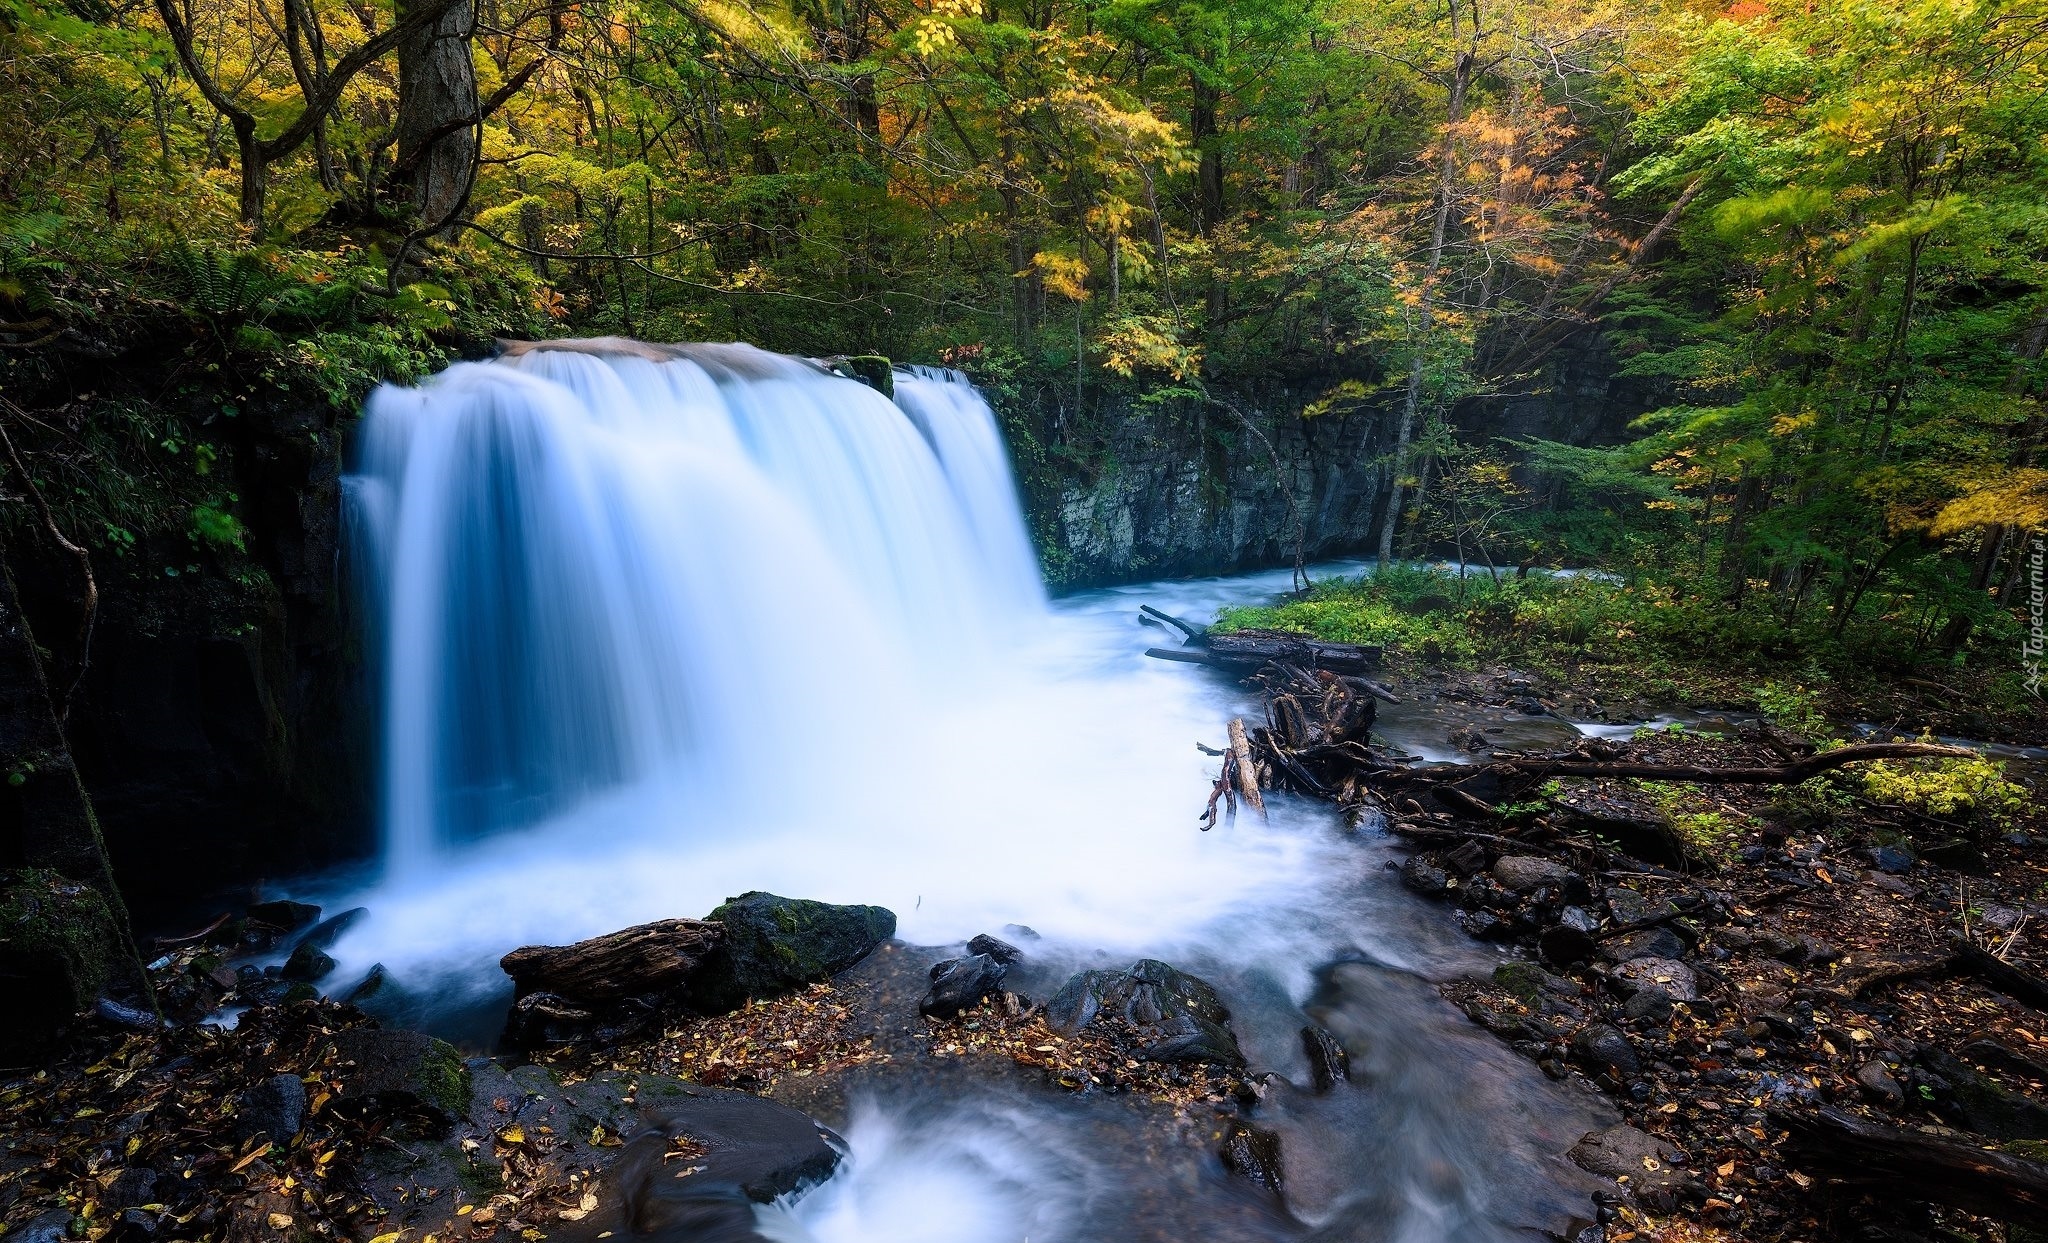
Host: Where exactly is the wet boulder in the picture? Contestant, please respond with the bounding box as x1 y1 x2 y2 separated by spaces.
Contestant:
691 892 896 1013
1219 1120 1285 1194
0 868 129 1061
920 952 1007 1019
1400 856 1451 897
293 907 366 952
580 1085 842 1243
1492 856 1573 894
1571 1023 1641 1076
331 1029 472 1132
1539 908 1602 964
281 941 335 983
1569 1125 1691 1213
1301 1024 1350 1089
966 933 1024 964
1044 959 1243 1066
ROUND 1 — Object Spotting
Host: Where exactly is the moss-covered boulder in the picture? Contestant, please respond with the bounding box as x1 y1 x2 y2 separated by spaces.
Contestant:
692 892 895 1013
0 867 127 1060
331 1029 473 1133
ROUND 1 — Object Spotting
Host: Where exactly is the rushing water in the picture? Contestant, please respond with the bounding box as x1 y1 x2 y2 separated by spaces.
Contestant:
330 341 1605 1242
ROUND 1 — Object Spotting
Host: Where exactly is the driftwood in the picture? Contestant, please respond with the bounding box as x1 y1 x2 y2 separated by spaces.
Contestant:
1778 1105 2048 1228
1228 717 1266 817
500 918 722 1002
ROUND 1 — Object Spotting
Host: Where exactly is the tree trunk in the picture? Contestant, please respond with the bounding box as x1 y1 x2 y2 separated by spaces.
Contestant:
1377 46 1472 565
395 0 478 229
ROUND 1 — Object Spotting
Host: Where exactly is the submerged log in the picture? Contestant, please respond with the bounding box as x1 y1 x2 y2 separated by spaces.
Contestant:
500 918 723 1003
1138 606 1381 675
1778 1105 2048 1228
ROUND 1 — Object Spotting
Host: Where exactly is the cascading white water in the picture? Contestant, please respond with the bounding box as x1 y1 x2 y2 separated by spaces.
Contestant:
347 340 1045 873
332 342 1603 1243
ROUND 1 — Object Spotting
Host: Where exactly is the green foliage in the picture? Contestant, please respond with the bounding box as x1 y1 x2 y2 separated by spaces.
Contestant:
1755 681 1830 744
1861 752 2028 828
188 503 248 554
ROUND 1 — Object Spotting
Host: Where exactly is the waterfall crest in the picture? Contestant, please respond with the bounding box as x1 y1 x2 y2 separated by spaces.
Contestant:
347 340 1045 873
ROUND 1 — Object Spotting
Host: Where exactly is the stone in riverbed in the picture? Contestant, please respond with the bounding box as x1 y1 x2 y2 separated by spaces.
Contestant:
691 892 896 1013
1492 856 1572 894
1301 1023 1350 1089
966 933 1024 964
583 1085 842 1241
920 953 1006 1019
1401 855 1451 897
1571 1023 1641 1075
1610 956 1698 1001
1045 959 1243 1066
1855 1061 1905 1108
1569 1125 1690 1213
1539 907 1602 964
281 940 335 983
1598 927 1687 964
1218 1120 1284 1194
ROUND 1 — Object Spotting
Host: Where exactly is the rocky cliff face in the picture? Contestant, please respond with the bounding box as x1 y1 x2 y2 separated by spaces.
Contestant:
1036 401 1386 588
1025 333 1653 588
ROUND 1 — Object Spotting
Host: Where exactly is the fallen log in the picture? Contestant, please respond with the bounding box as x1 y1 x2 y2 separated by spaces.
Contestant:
1496 741 1977 786
1953 935 2048 1011
500 918 722 1002
1138 608 1382 675
1777 1104 2048 1229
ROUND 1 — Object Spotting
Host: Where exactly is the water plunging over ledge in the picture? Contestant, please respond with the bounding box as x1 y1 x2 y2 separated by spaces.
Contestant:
327 340 1608 1242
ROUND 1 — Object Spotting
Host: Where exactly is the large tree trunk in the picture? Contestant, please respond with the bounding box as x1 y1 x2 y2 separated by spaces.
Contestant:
395 0 478 229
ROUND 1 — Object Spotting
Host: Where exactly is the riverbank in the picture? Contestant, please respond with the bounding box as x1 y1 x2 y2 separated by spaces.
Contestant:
1245 652 2048 1242
1218 566 2043 747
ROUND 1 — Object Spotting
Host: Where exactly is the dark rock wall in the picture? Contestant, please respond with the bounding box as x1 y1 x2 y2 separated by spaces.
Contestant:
7 374 371 924
1026 333 1654 588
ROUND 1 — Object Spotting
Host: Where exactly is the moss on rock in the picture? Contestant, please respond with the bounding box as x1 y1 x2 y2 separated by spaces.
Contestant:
693 892 895 1013
0 867 126 1059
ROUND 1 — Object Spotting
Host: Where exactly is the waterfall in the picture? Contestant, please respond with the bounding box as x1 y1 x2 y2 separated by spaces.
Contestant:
346 339 1046 874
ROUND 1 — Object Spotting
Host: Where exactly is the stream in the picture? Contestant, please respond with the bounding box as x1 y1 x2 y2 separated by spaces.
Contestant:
311 341 1614 1242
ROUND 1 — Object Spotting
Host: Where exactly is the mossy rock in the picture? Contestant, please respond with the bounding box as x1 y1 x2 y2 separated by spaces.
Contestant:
1493 961 1548 1004
831 355 894 398
331 1029 473 1130
692 892 895 1013
0 868 125 1060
